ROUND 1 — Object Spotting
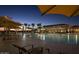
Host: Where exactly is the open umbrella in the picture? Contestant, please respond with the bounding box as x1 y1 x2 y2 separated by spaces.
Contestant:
38 5 79 17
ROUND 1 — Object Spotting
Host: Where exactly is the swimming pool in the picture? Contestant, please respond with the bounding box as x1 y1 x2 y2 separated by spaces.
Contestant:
34 33 79 45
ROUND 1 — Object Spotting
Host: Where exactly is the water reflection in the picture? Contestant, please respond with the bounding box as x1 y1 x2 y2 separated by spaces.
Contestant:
36 34 45 40
22 33 26 40
36 33 79 45
1 32 79 45
75 34 78 45
67 33 70 43
67 33 78 45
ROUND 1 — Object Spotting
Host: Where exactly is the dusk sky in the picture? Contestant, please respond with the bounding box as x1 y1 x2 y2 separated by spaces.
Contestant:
0 5 79 25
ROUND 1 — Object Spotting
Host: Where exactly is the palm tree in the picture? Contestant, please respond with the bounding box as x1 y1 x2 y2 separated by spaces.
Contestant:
37 23 42 33
24 23 27 27
31 23 35 33
24 23 28 31
28 24 30 28
31 23 35 29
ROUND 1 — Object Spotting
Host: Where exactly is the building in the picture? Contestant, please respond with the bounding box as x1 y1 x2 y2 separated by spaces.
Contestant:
0 27 5 31
70 25 79 33
43 24 71 33
18 24 32 32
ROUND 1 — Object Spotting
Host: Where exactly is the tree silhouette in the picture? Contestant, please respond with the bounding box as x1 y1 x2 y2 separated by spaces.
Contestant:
37 23 42 33
24 23 28 31
31 23 35 29
31 23 35 32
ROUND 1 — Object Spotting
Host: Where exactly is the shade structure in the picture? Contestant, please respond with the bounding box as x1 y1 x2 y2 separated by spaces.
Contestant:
38 5 79 17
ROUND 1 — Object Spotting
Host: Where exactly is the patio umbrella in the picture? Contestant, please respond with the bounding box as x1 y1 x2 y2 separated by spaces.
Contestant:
38 5 79 17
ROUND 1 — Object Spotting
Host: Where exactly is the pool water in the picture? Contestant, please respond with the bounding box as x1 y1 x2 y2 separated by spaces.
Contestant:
34 33 79 45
